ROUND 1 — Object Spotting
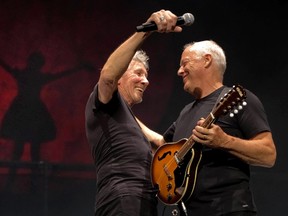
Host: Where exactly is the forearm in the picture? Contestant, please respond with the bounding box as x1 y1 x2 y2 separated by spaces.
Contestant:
136 118 165 147
98 32 150 103
97 9 182 104
101 32 150 82
222 132 276 167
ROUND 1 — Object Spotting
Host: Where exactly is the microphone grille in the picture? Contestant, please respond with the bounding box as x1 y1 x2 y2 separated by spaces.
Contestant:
183 13 195 26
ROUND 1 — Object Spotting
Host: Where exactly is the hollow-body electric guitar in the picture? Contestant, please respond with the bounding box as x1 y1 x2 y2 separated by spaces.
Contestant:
151 84 247 205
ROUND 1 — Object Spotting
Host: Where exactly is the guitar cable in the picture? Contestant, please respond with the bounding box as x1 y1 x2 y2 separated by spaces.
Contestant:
161 205 166 216
180 201 188 216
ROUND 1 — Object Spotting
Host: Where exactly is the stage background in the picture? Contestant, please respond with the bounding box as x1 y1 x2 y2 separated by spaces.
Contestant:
0 0 287 215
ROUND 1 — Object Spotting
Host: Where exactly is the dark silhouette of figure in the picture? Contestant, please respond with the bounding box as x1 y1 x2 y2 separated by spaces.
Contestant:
0 51 94 189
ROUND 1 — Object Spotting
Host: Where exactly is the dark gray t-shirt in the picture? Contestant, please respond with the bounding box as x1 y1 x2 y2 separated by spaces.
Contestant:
163 86 271 215
85 84 157 210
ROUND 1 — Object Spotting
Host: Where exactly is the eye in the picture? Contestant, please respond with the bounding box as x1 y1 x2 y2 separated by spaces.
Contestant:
180 60 189 68
135 70 147 78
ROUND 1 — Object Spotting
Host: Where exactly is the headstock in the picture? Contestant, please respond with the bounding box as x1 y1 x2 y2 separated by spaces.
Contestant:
213 84 247 118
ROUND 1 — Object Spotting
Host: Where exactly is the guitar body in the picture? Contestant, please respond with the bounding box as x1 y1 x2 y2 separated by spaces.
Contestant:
151 138 202 205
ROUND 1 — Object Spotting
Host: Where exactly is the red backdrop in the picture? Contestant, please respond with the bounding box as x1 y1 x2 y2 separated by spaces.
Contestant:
0 0 176 165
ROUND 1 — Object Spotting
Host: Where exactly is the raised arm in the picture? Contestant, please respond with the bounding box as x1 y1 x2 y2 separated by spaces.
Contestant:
98 10 182 104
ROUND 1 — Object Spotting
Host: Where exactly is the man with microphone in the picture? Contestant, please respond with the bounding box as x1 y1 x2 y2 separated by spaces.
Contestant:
85 10 188 216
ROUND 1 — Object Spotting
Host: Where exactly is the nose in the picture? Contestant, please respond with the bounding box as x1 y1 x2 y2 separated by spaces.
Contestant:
141 76 149 86
177 66 184 77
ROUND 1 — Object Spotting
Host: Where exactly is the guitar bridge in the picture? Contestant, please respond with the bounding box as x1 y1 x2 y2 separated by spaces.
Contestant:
163 164 173 180
174 154 180 165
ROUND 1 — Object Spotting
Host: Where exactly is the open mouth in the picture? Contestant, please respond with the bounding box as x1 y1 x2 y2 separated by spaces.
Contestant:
183 75 188 84
136 87 144 93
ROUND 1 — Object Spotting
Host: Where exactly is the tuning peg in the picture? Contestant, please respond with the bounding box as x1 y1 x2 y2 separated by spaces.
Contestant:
229 109 239 118
238 101 247 110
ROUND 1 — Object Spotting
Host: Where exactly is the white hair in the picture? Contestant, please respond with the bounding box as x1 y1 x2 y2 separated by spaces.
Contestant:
184 40 227 76
133 50 149 71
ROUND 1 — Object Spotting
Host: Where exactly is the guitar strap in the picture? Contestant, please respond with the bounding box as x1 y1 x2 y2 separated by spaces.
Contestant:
191 86 230 110
176 86 231 216
212 86 231 111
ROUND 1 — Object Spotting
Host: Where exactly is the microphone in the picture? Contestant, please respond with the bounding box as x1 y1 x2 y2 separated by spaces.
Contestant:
136 13 195 32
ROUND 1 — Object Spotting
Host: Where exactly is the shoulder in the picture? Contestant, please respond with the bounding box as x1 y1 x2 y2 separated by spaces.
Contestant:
244 88 265 108
86 83 121 111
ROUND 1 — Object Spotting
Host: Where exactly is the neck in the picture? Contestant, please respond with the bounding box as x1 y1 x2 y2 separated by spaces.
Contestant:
193 82 223 99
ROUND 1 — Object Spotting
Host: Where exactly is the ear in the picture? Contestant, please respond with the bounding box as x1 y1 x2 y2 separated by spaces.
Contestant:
203 54 212 68
117 77 122 86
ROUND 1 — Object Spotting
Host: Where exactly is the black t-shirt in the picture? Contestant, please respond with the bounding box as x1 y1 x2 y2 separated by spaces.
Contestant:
163 86 271 215
85 84 157 210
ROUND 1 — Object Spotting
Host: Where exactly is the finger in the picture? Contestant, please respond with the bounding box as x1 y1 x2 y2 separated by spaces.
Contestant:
192 134 207 144
197 117 205 126
193 129 207 140
195 125 209 135
156 10 181 33
161 11 176 31
152 11 168 33
146 10 165 25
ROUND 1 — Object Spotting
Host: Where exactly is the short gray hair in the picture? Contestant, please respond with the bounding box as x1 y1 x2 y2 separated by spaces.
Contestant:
184 40 226 76
133 50 149 71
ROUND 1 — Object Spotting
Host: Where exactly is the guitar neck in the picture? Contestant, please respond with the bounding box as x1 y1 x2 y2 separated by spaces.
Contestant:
176 112 216 162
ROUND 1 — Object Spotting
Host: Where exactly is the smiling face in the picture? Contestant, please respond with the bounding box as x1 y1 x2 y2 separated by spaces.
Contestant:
118 60 149 107
177 47 207 97
177 41 227 99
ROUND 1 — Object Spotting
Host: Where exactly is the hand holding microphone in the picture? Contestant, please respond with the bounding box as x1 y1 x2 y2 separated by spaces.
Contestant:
136 11 195 32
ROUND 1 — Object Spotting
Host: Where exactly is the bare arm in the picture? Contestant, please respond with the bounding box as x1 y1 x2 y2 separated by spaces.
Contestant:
136 117 165 146
192 122 277 167
98 9 182 104
98 32 149 104
222 131 276 167
136 117 165 152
